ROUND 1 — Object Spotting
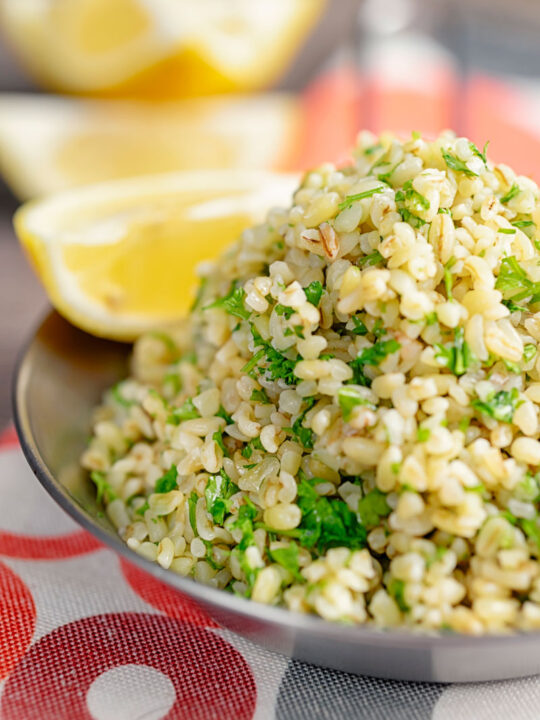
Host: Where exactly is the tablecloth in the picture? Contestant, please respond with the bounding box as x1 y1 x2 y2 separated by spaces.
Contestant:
1 429 540 719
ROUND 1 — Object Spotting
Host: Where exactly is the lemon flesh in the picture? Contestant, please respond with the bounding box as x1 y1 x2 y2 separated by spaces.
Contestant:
0 94 300 199
15 171 299 340
0 0 324 97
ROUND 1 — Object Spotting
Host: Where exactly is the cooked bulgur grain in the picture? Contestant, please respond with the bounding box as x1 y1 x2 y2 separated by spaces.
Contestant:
82 130 540 633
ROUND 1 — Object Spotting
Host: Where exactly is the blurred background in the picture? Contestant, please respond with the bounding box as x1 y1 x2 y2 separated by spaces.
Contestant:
1 0 540 425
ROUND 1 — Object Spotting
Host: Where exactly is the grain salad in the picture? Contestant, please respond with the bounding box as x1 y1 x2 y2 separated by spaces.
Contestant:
82 131 540 634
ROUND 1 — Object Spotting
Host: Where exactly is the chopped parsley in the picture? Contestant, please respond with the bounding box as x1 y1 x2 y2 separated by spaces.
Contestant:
438 207 452 215
216 405 233 424
275 304 295 319
500 184 520 204
351 315 369 335
111 382 134 408
188 491 199 535
435 327 475 376
524 344 537 363
495 256 540 305
230 500 260 590
441 149 478 177
396 180 430 229
443 256 457 301
338 386 375 421
338 186 385 211
417 427 431 442
245 326 300 385
212 428 229 456
283 477 367 554
357 250 384 268
349 339 401 386
204 282 250 320
250 388 271 404
471 387 522 424
512 220 535 229
90 471 117 504
388 578 409 611
167 397 199 425
520 518 540 549
205 469 239 525
286 397 316 449
357 488 391 528
134 501 149 517
155 465 178 494
469 140 489 165
241 436 264 459
499 228 516 235
304 280 324 307
268 542 303 581
364 143 383 155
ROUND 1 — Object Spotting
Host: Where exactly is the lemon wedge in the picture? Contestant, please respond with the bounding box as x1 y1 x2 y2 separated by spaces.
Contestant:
0 93 300 199
15 170 298 340
0 0 324 97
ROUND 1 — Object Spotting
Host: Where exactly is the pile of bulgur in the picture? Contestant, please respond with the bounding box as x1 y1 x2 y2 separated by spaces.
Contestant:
82 130 540 634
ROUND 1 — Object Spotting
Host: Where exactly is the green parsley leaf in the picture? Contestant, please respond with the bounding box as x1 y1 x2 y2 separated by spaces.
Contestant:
441 149 478 177
499 228 516 235
458 416 471 433
364 143 383 155
212 429 229 457
287 397 316 448
230 500 260 590
338 186 385 211
188 491 199 535
438 207 452 215
288 478 367 553
388 578 409 611
351 315 369 335
520 518 540 549
110 382 134 408
349 339 401 386
204 282 250 319
500 184 520 204
134 501 149 517
524 344 537 363
304 280 324 307
357 488 391 528
513 220 535 229
155 465 178 494
205 469 239 525
338 386 375 421
425 311 438 325
241 348 266 375
469 140 489 165
241 436 264 459
268 542 303 581
216 405 233 424
471 387 522 424
167 397 199 425
357 250 383 268
275 304 295 319
250 388 271 404
434 327 475 376
417 427 431 442
90 471 117 504
495 256 540 305
443 256 457 301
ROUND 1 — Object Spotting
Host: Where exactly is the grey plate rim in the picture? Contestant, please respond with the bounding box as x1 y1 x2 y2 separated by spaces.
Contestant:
12 310 540 657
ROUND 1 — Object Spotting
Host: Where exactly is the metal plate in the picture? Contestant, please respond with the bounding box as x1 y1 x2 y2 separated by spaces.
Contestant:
12 311 540 683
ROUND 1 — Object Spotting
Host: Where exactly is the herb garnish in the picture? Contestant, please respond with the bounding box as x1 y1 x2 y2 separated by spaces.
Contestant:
155 465 179 494
349 339 401 386
204 282 250 319
441 149 478 177
338 186 385 211
471 388 522 424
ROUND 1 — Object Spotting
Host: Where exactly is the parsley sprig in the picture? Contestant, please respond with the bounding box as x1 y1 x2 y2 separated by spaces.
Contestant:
204 282 250 319
338 186 385 211
495 256 540 305
348 339 401 386
471 388 522 424
441 149 478 177
435 327 475 376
